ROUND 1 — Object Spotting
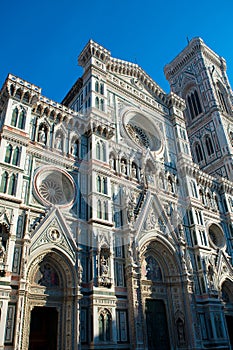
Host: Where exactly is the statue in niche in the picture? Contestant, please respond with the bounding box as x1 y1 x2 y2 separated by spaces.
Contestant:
100 256 109 275
127 191 137 223
55 134 62 150
72 142 78 156
131 165 137 178
0 237 6 261
38 126 47 144
121 160 127 175
145 256 162 281
176 318 185 345
99 248 111 287
109 156 115 169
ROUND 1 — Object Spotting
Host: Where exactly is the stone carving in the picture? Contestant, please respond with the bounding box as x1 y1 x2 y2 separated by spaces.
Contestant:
0 237 6 261
38 127 46 144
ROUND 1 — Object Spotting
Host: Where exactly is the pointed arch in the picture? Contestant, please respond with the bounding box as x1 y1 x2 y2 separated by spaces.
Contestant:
0 171 9 193
8 173 17 195
11 107 18 127
5 144 13 163
12 146 20 166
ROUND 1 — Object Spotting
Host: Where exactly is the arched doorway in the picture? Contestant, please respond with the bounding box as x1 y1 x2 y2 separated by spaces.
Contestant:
140 239 188 350
21 251 79 350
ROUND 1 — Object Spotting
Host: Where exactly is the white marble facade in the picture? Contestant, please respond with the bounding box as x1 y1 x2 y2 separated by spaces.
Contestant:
0 38 233 349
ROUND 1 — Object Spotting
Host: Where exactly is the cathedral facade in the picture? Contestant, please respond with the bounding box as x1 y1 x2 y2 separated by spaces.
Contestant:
0 37 233 350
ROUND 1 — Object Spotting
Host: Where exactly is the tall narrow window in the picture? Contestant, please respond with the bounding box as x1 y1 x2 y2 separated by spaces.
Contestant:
97 176 101 192
205 135 214 156
5 145 13 164
99 314 104 341
0 172 8 193
103 178 107 194
18 110 26 129
95 81 99 93
8 174 17 195
100 99 104 111
97 200 102 219
101 142 106 161
96 142 101 159
106 313 111 341
217 82 229 113
104 201 108 220
195 143 203 162
95 97 99 109
187 89 202 119
80 135 88 159
12 147 20 166
100 83 104 95
11 108 18 127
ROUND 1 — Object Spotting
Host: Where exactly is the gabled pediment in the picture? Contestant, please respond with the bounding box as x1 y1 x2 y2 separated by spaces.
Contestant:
135 192 178 248
29 206 77 263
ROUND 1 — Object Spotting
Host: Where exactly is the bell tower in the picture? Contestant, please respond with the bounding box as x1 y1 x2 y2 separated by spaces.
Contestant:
164 37 233 180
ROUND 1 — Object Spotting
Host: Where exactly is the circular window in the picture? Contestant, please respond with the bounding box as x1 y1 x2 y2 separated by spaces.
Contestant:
34 166 76 207
208 224 225 249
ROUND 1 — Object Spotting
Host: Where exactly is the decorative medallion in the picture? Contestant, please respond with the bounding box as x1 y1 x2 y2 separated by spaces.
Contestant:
48 228 61 242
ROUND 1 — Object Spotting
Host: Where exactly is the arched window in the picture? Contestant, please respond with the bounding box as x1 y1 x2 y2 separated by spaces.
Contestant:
0 172 8 193
8 174 17 195
104 201 108 220
5 145 13 163
187 89 202 119
97 176 101 192
11 108 18 127
217 82 229 113
95 97 99 109
12 147 20 166
96 142 101 159
95 81 99 93
99 314 104 341
195 143 203 162
106 313 111 341
96 141 106 161
205 135 214 156
103 178 107 194
100 83 104 95
98 310 112 342
97 200 102 219
18 110 26 129
100 99 104 111
101 142 106 161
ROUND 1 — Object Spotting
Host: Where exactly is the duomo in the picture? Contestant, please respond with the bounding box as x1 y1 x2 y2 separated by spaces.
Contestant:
0 37 233 350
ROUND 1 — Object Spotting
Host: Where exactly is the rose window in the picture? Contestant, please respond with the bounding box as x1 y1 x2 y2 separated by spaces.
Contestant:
34 166 76 207
126 123 150 148
39 180 63 205
208 224 225 249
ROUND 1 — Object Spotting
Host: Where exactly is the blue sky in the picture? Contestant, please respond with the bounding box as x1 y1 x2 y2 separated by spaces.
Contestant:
1 0 233 102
